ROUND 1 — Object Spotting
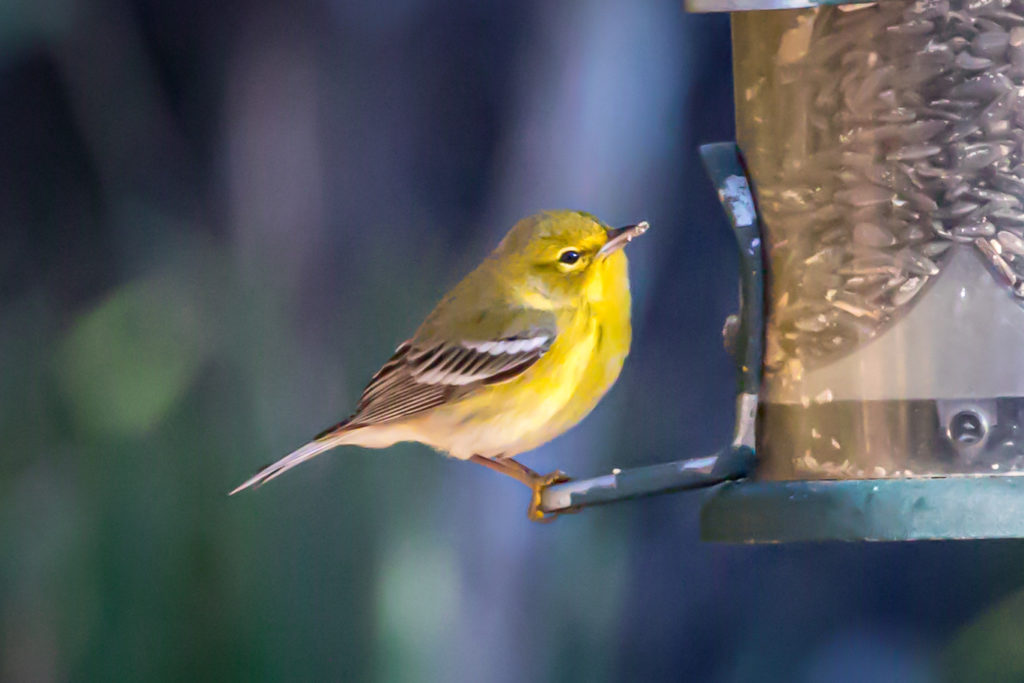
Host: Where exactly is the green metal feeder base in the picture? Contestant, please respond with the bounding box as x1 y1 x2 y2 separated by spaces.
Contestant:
700 477 1024 543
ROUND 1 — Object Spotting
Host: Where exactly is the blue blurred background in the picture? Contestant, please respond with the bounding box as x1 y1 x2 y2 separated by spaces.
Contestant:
4 0 1024 680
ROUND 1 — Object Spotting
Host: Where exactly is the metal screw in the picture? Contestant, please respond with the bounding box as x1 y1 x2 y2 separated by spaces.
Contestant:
949 410 986 445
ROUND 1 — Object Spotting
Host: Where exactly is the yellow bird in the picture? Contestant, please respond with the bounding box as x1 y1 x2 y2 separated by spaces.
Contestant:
230 210 648 520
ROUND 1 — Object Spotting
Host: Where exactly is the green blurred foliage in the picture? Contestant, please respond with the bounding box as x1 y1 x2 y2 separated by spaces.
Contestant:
55 274 212 438
944 588 1024 683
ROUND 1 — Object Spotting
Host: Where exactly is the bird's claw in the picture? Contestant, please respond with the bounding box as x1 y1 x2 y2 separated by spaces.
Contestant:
527 470 571 523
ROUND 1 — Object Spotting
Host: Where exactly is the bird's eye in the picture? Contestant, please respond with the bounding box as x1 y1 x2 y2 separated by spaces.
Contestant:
559 250 581 265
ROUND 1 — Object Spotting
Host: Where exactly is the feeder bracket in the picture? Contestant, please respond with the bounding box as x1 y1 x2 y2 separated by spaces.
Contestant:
539 142 763 516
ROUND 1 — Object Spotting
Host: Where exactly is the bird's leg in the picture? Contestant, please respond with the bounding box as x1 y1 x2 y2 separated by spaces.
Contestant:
469 454 536 485
469 455 570 522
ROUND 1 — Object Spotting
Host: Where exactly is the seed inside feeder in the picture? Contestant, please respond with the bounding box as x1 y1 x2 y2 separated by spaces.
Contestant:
741 0 1024 376
731 0 1024 481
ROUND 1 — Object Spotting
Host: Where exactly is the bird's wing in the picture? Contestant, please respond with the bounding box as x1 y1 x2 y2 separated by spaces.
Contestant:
318 310 557 434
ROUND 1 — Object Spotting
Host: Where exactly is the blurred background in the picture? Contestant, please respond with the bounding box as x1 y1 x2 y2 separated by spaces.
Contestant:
3 0 1024 680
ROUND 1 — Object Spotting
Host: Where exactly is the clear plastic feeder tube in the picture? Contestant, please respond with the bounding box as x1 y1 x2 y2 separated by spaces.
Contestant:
733 0 1024 479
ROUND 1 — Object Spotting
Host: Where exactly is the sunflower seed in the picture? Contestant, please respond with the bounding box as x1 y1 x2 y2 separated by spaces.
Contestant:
937 199 982 217
750 0 1024 371
897 248 942 274
950 71 1014 99
954 219 997 236
891 276 928 305
978 90 1019 127
957 52 996 69
973 31 1011 58
998 229 1024 252
976 235 1019 283
920 240 954 256
991 209 1024 226
968 187 1023 206
953 142 1009 170
979 9 1024 24
993 172 1024 194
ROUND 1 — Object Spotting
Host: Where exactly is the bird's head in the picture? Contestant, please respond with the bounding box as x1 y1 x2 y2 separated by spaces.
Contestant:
490 210 649 308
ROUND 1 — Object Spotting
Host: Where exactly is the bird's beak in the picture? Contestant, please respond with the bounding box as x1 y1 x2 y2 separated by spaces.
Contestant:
598 221 649 258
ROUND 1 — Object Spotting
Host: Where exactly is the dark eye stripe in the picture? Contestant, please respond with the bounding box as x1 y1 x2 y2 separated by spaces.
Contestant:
559 250 580 265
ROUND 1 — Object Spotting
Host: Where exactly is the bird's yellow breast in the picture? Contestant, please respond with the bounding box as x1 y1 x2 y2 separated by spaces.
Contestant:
413 251 633 459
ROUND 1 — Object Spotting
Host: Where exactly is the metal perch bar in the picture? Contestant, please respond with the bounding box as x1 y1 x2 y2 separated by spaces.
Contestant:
539 143 765 516
540 445 756 513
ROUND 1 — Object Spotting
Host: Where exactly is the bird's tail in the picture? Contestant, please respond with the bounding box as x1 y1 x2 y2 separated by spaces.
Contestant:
228 425 354 495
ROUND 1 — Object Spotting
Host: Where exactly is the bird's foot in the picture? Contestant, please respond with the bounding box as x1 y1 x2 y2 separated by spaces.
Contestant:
527 470 571 523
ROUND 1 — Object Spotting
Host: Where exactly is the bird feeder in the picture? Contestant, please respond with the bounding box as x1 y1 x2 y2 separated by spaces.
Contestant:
540 0 1024 541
